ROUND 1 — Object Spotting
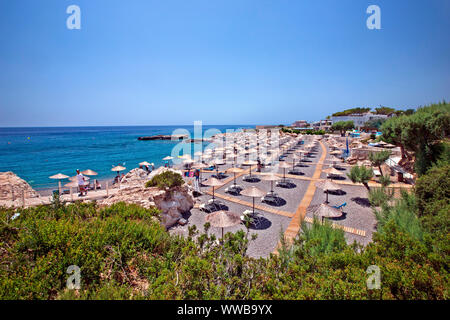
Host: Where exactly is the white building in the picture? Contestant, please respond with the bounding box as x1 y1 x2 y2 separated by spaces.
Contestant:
331 113 389 129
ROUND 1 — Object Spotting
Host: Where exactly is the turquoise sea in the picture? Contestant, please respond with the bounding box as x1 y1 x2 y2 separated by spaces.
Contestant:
0 125 252 190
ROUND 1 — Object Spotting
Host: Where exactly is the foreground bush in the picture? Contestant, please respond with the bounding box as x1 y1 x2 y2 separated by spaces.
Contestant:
0 197 447 300
145 170 184 189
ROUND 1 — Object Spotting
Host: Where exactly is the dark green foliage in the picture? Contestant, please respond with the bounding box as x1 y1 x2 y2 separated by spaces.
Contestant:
378 175 391 187
368 150 391 176
1 157 449 300
299 219 347 257
375 106 395 115
145 170 184 189
332 108 371 116
368 187 394 207
281 128 325 135
415 164 450 238
381 102 450 175
331 121 354 136
374 190 423 241
365 118 387 130
347 165 374 191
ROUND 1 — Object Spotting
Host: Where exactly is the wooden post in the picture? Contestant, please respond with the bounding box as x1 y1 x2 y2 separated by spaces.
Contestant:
11 186 15 201
70 187 73 202
106 181 109 196
21 190 25 208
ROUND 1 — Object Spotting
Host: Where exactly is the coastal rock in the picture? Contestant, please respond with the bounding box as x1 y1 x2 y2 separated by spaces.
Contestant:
99 167 194 228
0 171 38 201
119 168 151 186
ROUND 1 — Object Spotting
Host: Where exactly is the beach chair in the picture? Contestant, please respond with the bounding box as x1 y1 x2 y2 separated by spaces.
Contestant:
332 202 347 211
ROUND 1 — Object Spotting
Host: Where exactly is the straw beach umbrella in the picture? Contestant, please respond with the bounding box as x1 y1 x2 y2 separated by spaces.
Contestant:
330 150 342 156
69 175 90 182
226 167 243 186
205 210 241 241
81 169 98 176
261 173 280 193
49 173 69 196
111 165 126 188
322 167 343 179
111 165 126 173
315 180 340 203
64 181 79 188
312 203 342 223
139 161 151 167
202 177 224 201
278 161 291 180
162 156 173 167
241 186 265 214
242 160 257 176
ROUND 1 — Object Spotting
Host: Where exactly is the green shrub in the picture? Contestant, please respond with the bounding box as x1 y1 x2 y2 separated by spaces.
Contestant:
368 150 391 176
375 190 423 241
415 164 449 217
298 218 347 257
145 170 184 189
369 187 394 207
347 165 374 191
379 175 391 187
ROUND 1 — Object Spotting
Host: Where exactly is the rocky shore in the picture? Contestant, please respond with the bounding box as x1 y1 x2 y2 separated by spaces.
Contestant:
98 167 194 228
0 171 38 201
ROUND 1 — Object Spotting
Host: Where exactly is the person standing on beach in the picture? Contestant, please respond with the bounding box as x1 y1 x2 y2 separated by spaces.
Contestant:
194 168 200 192
76 169 87 196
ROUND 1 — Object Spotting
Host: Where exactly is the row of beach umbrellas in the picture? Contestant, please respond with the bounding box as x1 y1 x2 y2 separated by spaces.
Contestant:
48 160 157 195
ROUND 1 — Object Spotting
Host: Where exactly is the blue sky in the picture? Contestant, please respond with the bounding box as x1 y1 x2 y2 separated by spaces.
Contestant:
0 0 449 127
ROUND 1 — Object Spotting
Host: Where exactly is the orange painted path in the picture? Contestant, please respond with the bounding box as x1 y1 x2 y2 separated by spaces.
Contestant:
281 140 328 245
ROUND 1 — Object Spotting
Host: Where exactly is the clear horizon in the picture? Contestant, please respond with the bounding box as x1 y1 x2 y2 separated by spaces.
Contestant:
1 0 449 127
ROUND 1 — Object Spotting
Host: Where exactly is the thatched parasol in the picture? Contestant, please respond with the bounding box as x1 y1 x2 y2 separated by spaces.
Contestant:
322 167 344 177
81 169 98 176
49 173 69 195
241 186 265 214
205 210 241 240
261 173 280 193
242 159 258 176
226 167 244 185
311 203 343 222
111 165 126 173
278 161 291 179
202 177 224 200
315 179 340 203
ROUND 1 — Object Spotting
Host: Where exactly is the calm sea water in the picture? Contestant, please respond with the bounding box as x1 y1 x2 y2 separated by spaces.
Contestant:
0 125 252 190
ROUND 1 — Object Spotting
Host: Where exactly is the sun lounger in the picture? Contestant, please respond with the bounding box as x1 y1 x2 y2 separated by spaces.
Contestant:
332 202 347 210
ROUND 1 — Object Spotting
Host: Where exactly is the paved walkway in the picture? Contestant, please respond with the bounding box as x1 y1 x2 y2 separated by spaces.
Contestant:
281 140 328 246
199 144 367 239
